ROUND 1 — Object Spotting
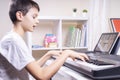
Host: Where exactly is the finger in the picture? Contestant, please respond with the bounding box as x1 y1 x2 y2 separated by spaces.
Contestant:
80 53 89 60
59 51 62 54
57 52 61 56
68 55 75 61
78 56 86 62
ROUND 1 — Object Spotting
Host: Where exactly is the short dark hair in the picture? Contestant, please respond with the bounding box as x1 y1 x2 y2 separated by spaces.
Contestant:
9 0 40 23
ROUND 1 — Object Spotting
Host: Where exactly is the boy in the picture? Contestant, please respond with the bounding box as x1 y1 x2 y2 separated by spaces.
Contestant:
0 0 89 80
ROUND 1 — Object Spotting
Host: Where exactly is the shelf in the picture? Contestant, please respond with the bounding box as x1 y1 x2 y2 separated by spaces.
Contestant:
31 16 88 55
62 47 88 50
32 47 60 51
32 47 87 51
38 16 88 20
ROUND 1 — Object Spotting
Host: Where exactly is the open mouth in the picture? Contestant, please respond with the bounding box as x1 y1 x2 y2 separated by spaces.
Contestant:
33 26 36 28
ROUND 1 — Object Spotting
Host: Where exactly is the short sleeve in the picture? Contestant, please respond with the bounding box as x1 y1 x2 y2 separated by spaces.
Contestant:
0 33 35 71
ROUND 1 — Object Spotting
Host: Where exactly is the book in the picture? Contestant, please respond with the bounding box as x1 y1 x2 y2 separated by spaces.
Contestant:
65 26 76 47
80 24 87 47
44 34 57 48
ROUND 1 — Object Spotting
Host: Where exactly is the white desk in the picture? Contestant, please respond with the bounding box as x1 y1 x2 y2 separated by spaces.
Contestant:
52 66 92 80
46 59 92 80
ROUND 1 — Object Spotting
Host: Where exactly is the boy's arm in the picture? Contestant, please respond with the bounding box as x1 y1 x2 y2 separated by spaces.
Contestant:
36 50 61 67
25 52 69 80
25 50 89 80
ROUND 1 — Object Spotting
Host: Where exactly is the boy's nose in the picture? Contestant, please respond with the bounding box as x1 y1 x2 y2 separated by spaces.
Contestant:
36 19 39 24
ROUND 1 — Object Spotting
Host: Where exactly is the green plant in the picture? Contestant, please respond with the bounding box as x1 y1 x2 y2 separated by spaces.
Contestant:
83 9 88 13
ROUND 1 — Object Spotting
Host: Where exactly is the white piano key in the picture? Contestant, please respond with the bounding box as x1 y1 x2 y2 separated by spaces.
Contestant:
74 60 114 72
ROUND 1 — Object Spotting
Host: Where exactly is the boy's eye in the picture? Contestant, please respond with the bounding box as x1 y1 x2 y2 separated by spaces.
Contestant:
32 14 38 19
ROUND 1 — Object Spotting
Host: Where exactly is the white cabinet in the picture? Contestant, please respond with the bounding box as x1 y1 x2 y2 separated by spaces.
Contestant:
31 16 88 58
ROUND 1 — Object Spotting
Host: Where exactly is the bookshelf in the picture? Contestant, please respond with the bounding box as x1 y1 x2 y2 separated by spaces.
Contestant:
31 16 88 58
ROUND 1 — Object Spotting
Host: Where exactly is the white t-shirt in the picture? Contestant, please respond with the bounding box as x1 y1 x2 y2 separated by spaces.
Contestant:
0 32 35 80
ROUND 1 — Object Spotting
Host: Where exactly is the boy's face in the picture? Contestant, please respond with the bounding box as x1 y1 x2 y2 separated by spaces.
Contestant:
21 7 39 32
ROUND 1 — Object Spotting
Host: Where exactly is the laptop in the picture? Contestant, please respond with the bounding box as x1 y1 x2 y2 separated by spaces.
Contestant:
111 36 120 55
86 32 119 55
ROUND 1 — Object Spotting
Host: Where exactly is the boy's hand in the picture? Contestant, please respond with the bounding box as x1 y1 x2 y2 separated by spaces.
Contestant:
62 50 89 61
47 50 61 57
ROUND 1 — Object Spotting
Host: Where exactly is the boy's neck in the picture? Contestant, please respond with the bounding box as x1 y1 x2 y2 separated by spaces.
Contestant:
13 24 25 38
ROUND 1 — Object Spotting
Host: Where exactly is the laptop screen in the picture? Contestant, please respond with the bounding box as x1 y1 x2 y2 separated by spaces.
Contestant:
94 32 119 54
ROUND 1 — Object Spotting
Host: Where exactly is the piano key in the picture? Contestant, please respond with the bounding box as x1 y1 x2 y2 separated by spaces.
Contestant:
74 60 114 72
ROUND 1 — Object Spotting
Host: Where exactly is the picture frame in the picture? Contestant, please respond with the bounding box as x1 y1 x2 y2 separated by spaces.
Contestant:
110 18 120 32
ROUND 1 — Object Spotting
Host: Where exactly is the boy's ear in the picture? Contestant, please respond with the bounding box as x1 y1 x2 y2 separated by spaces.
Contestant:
16 11 24 21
